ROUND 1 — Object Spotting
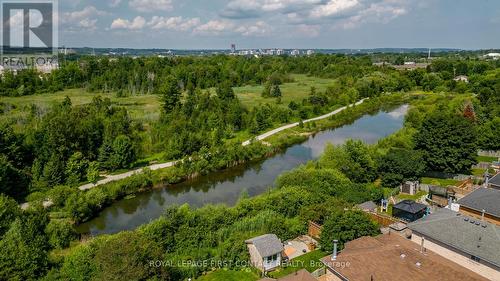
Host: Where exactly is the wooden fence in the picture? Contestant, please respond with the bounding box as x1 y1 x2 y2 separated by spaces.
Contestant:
308 221 323 239
367 212 400 227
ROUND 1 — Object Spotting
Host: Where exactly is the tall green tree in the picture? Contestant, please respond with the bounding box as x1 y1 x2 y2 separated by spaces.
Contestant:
160 77 181 114
414 110 477 174
377 149 426 187
320 210 379 251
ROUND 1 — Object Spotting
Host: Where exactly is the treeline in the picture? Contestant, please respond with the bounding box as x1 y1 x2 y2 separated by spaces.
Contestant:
1 139 382 280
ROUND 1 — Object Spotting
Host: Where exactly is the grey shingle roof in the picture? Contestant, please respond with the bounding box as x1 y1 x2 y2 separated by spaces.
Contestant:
408 208 500 268
489 173 500 187
246 234 283 258
457 188 500 218
393 200 427 214
357 201 377 211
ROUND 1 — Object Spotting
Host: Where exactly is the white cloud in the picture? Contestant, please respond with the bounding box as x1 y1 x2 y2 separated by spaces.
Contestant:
333 0 408 29
61 6 108 31
109 0 122 7
309 0 360 19
111 16 146 30
62 6 107 23
148 16 200 31
129 0 173 12
235 21 272 36
194 20 234 34
222 0 323 18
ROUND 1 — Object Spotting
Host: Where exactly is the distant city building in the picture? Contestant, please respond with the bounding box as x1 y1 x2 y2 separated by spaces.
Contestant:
290 49 300 56
306 50 314 56
276 49 285 55
231 44 236 53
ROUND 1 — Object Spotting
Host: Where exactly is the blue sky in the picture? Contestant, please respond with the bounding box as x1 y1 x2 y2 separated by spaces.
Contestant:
58 0 500 49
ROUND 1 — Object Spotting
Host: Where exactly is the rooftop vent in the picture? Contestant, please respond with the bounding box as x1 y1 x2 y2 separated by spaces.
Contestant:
416 262 422 267
400 254 406 259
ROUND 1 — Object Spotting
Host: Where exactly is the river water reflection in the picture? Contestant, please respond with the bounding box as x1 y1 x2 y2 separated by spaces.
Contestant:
77 104 409 235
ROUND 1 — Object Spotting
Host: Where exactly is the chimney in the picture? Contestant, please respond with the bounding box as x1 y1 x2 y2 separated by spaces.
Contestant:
481 209 486 221
420 237 425 253
332 240 338 261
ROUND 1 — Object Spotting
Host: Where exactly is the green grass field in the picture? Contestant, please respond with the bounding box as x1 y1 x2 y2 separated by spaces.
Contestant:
0 88 162 123
235 74 335 109
195 269 259 281
0 74 335 124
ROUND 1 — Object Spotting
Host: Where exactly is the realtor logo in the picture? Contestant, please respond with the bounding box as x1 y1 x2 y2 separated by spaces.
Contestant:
1 0 58 55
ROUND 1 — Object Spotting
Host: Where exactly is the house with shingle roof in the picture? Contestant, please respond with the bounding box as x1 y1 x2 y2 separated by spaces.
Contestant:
320 233 488 281
408 208 500 280
488 173 500 189
246 234 284 272
457 187 500 225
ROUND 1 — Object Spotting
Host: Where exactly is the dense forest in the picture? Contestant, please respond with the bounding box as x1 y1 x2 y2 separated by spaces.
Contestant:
0 53 500 280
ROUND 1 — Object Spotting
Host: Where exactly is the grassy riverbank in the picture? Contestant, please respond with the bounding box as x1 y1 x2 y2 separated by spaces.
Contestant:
26 93 411 227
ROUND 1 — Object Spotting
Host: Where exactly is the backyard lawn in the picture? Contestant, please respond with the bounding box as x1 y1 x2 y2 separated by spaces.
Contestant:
421 177 460 187
195 269 259 281
477 155 498 162
396 190 428 201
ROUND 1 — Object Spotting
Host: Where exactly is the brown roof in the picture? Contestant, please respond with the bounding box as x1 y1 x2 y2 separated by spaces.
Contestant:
321 234 488 281
258 269 317 281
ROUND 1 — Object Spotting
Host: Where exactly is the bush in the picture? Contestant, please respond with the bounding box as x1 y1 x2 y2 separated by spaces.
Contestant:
45 219 77 249
320 210 380 251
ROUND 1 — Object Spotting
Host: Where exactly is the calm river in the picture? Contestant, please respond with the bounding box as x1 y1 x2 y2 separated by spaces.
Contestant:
77 104 409 235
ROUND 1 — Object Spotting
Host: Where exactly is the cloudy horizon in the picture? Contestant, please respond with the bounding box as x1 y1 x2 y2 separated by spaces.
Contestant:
58 0 500 49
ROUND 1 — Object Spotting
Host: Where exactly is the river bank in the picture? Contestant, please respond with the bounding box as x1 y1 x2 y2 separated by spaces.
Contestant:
77 95 410 235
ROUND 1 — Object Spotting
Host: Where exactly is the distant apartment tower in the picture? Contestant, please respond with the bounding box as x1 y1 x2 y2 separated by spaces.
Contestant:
231 44 236 53
291 49 300 56
306 49 315 56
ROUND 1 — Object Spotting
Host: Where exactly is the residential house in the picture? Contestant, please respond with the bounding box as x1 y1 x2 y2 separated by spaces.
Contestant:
246 234 284 272
392 200 427 222
258 269 317 281
457 187 500 225
488 173 500 189
409 208 500 280
320 234 487 281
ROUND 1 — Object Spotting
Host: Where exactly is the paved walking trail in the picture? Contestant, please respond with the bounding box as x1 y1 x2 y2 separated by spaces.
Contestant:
80 98 367 191
20 98 367 209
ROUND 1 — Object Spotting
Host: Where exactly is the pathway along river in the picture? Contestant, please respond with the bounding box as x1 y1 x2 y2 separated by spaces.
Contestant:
77 104 409 235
